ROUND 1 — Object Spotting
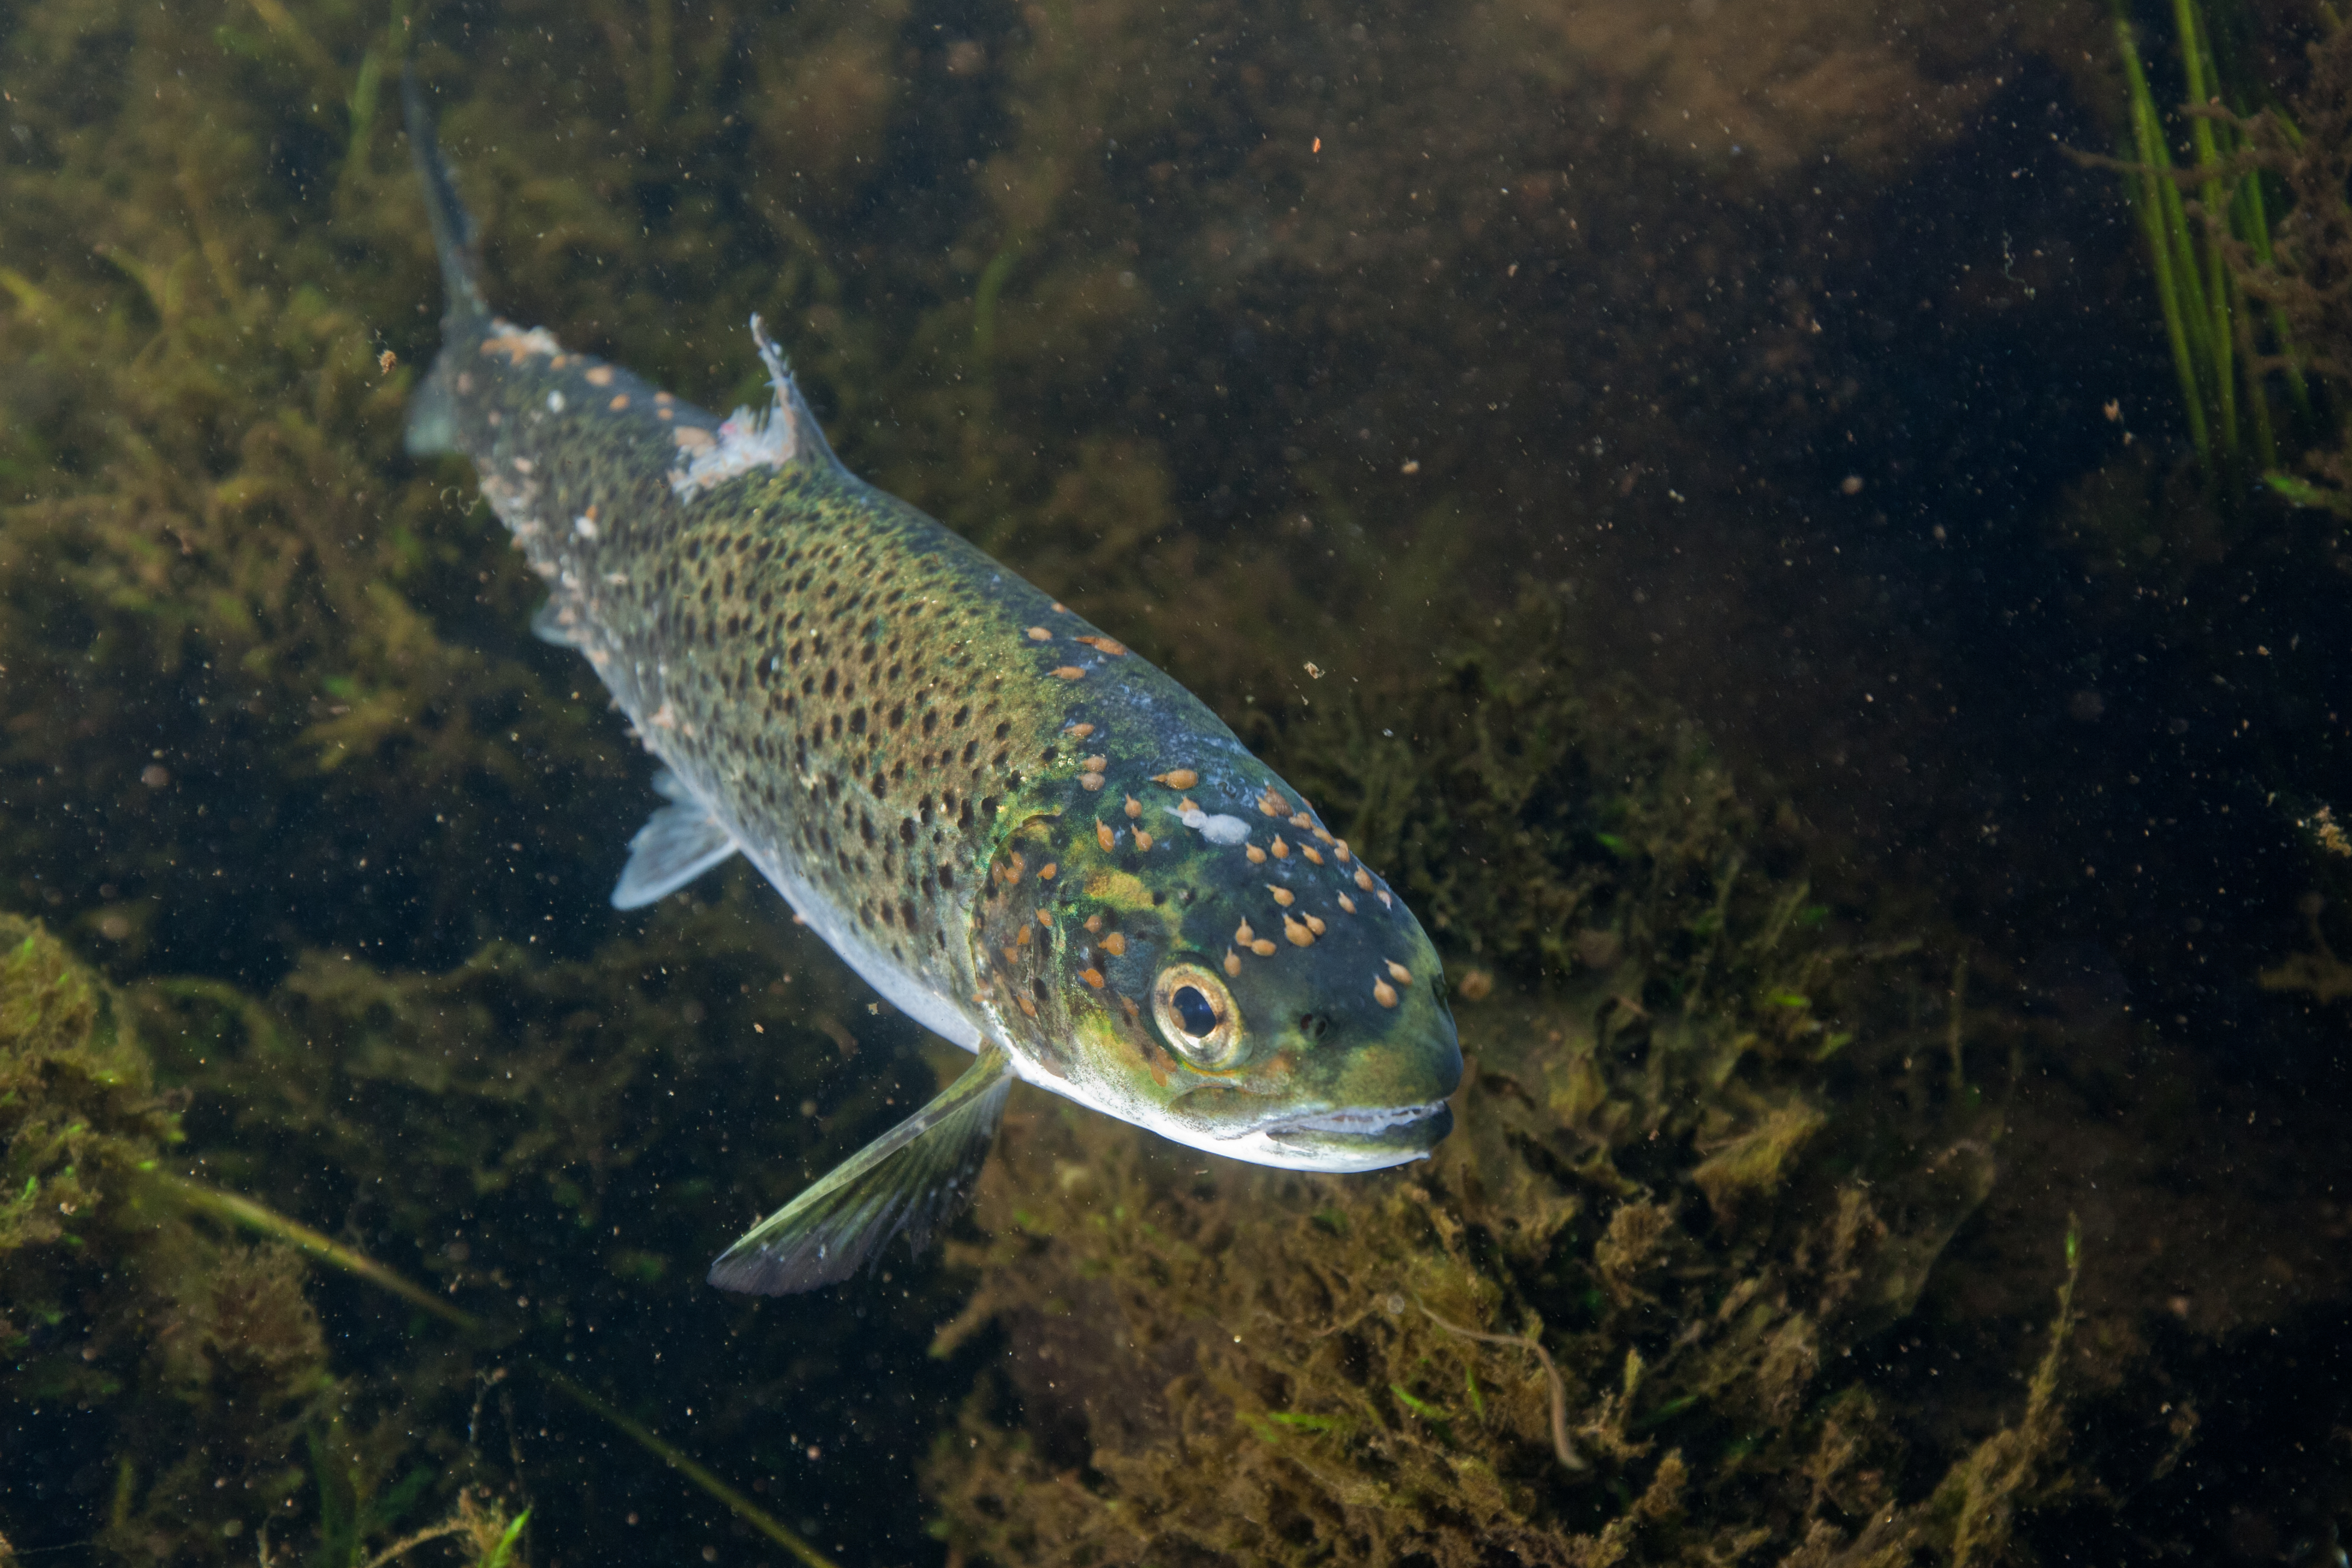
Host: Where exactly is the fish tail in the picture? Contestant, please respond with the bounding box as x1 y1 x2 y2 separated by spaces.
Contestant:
402 64 490 330
401 66 492 457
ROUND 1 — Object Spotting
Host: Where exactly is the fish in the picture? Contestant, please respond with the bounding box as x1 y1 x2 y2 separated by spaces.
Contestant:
399 73 1461 1294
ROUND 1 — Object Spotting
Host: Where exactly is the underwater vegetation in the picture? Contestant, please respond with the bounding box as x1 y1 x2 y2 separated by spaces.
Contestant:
1499 0 2103 179
2207 13 2352 517
2107 0 2314 495
0 914 534 1563
2101 0 2352 512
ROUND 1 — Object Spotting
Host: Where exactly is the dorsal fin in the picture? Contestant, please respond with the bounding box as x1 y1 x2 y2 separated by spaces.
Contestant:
663 314 848 502
751 314 847 479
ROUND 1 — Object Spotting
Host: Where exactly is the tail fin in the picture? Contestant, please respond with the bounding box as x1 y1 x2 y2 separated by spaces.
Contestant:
402 65 489 331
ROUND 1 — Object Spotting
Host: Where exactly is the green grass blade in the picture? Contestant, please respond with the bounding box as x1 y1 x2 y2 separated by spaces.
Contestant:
155 1172 482 1332
481 1510 530 1568
2119 16 2214 465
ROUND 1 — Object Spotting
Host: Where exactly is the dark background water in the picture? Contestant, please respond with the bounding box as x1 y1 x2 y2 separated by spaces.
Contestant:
2 0 2350 1563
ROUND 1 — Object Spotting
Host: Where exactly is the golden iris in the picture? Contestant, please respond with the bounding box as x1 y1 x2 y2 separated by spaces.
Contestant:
1151 963 1245 1069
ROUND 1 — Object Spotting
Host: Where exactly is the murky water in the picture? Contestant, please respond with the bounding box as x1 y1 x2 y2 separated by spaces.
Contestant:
3 2 2348 1564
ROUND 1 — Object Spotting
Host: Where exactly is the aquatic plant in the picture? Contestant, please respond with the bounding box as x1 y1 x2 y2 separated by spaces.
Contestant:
1 912 325 1560
2105 0 2324 496
1501 0 2099 177
3 891 901 1561
0 913 486 1563
2200 16 2352 516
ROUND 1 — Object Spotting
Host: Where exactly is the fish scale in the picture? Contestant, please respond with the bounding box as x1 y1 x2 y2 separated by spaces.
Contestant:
402 72 1460 1296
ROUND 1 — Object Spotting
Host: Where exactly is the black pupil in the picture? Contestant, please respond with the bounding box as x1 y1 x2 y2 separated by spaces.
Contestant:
1174 985 1217 1037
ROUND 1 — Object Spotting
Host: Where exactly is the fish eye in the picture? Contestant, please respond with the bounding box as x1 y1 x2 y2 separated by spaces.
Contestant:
1151 963 1244 1069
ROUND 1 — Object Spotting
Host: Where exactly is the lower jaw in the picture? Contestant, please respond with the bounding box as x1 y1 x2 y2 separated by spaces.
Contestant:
1246 1100 1456 1173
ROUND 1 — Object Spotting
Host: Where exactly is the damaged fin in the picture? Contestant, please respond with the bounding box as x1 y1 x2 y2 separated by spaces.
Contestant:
752 313 845 478
610 771 738 909
529 598 575 647
708 1044 1015 1294
666 313 847 501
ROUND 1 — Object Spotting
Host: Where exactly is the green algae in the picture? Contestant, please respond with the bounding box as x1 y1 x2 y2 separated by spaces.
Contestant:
0 912 527 1564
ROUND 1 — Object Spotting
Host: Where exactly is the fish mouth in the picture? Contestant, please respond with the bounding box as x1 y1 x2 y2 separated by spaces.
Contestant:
1254 1098 1455 1164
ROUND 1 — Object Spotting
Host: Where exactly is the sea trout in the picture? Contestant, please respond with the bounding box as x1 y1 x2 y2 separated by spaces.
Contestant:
401 76 1460 1294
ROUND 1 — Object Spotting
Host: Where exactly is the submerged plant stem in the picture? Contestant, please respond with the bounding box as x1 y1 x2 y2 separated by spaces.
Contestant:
1416 1300 1587 1472
357 1519 471 1568
153 1171 482 1332
537 1368 842 1568
145 1176 833 1563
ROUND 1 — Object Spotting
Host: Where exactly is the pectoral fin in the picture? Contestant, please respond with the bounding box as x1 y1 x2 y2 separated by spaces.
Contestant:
611 771 738 909
708 1044 1015 1294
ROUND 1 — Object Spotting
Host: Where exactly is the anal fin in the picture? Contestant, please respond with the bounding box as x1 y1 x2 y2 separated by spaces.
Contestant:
708 1044 1015 1294
610 771 738 909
